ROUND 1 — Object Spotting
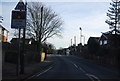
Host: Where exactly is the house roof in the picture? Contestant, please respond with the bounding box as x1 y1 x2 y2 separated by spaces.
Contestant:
101 33 120 38
100 33 120 47
10 38 31 42
89 37 100 41
100 33 120 42
10 38 35 43
0 24 9 32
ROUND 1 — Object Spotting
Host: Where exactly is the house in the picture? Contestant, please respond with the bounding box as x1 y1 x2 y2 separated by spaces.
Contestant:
87 37 100 53
0 24 9 42
99 33 120 48
88 37 100 43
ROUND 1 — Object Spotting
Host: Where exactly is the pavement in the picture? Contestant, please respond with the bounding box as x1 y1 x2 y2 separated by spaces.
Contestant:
2 55 54 81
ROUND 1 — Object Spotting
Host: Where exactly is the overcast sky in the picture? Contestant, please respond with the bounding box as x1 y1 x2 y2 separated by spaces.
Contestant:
1 0 112 49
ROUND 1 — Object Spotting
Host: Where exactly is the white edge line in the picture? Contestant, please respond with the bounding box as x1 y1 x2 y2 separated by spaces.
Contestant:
86 74 101 81
79 67 86 73
27 75 36 79
89 74 101 81
86 74 94 81
36 66 53 77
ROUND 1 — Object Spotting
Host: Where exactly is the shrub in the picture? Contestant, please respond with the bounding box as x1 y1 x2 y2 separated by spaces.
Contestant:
5 50 18 64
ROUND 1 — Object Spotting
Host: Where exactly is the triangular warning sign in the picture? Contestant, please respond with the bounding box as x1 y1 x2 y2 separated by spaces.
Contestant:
15 0 25 10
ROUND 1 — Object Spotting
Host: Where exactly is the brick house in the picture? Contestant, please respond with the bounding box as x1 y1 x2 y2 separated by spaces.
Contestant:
0 24 9 42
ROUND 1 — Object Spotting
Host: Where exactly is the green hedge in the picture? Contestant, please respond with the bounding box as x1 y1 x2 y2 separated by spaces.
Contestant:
5 50 18 64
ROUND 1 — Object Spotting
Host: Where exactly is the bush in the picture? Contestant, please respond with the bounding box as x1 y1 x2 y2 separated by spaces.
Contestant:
5 50 18 64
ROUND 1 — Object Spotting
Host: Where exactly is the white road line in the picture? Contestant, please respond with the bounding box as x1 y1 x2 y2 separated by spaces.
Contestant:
86 74 101 81
79 67 86 73
36 66 53 77
70 61 100 81
71 61 86 73
74 64 78 68
27 75 36 79
86 74 94 81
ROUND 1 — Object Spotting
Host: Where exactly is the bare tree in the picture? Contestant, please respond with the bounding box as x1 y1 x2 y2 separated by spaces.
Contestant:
27 2 63 51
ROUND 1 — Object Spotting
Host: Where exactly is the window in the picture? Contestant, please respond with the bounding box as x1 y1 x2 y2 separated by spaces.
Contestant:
4 30 8 36
0 27 2 35
104 40 107 45
100 41 102 45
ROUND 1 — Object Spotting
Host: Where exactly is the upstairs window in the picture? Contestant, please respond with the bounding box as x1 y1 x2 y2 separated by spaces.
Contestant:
104 40 107 45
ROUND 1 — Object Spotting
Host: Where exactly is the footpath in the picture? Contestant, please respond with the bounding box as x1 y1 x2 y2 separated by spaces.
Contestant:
2 55 54 81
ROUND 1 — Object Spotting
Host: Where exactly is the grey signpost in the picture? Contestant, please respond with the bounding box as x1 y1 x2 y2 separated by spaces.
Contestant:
11 0 27 76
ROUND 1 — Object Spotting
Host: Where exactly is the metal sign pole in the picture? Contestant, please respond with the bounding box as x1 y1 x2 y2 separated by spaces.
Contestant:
11 0 26 75
20 1 27 74
16 28 21 76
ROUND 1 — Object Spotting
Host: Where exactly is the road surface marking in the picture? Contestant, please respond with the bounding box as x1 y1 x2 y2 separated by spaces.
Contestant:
86 74 94 81
86 74 100 81
79 67 86 73
27 75 36 79
25 66 53 80
70 60 100 81
88 74 100 81
70 61 86 73
36 66 53 77
74 64 78 68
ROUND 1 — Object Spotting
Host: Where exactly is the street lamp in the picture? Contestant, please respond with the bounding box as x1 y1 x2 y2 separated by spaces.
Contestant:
81 35 85 46
71 39 72 46
79 27 82 53
79 27 82 45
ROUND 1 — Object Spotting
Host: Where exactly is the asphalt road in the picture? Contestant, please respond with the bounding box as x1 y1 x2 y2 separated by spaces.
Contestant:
27 54 119 80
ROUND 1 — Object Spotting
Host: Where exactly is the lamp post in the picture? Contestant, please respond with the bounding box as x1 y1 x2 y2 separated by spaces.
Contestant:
74 36 76 46
71 39 72 46
82 35 85 46
79 27 82 45
79 27 82 53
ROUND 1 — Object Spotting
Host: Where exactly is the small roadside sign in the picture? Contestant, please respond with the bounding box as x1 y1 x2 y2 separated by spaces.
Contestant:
15 1 25 10
11 11 26 28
